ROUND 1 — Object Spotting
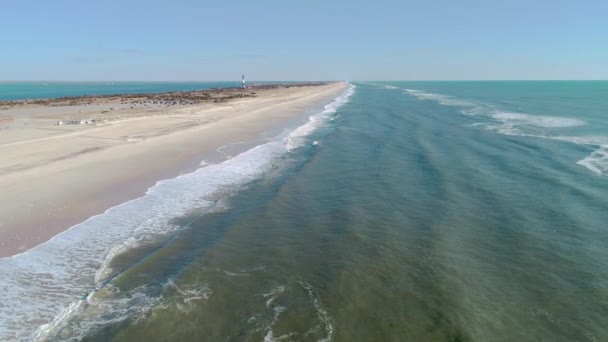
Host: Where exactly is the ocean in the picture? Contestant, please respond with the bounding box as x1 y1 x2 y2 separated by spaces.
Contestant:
1 81 608 341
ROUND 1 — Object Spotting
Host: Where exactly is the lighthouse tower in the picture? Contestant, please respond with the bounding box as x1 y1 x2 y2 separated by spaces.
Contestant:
242 75 246 88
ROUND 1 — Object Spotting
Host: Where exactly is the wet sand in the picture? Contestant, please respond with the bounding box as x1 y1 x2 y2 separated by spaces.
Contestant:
0 82 346 257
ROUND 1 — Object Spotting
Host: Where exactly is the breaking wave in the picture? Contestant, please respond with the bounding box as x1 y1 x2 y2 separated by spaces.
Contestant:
404 88 607 176
0 84 355 341
404 89 476 107
286 84 355 151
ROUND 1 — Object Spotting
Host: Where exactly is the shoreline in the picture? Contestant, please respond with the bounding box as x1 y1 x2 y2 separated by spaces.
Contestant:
0 82 347 258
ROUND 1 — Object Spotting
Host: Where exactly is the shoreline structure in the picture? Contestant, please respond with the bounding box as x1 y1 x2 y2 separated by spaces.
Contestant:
0 81 347 258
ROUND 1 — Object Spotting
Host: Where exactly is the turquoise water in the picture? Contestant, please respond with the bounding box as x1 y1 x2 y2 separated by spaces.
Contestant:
0 82 243 100
2 82 608 341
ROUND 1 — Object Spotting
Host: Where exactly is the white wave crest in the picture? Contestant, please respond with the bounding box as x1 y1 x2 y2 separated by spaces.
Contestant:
285 83 356 151
262 285 286 308
0 84 355 341
404 89 475 107
298 280 334 342
404 88 606 176
491 112 586 128
260 281 333 342
577 145 608 175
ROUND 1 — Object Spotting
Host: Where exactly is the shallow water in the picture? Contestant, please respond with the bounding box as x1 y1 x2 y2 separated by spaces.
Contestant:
3 81 608 341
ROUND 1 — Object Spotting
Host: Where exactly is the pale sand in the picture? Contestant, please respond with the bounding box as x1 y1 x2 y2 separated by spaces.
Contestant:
0 82 347 257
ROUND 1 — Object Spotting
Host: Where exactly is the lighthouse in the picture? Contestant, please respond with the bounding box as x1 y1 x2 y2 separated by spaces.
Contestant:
242 75 246 89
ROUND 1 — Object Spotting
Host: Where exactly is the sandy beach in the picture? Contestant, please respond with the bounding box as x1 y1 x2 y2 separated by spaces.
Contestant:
0 82 346 258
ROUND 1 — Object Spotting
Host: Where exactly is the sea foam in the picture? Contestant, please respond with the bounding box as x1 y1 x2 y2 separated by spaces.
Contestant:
404 89 475 107
0 84 355 341
260 281 333 342
576 145 608 175
285 84 355 152
403 88 608 176
491 112 586 128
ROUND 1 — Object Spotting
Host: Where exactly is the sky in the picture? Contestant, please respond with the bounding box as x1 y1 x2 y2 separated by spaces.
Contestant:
1 0 607 81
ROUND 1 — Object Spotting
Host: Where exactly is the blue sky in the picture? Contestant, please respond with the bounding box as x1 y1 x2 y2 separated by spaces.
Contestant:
1 0 606 81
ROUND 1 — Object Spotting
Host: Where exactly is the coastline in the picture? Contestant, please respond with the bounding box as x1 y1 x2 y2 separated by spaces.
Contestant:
0 82 347 258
